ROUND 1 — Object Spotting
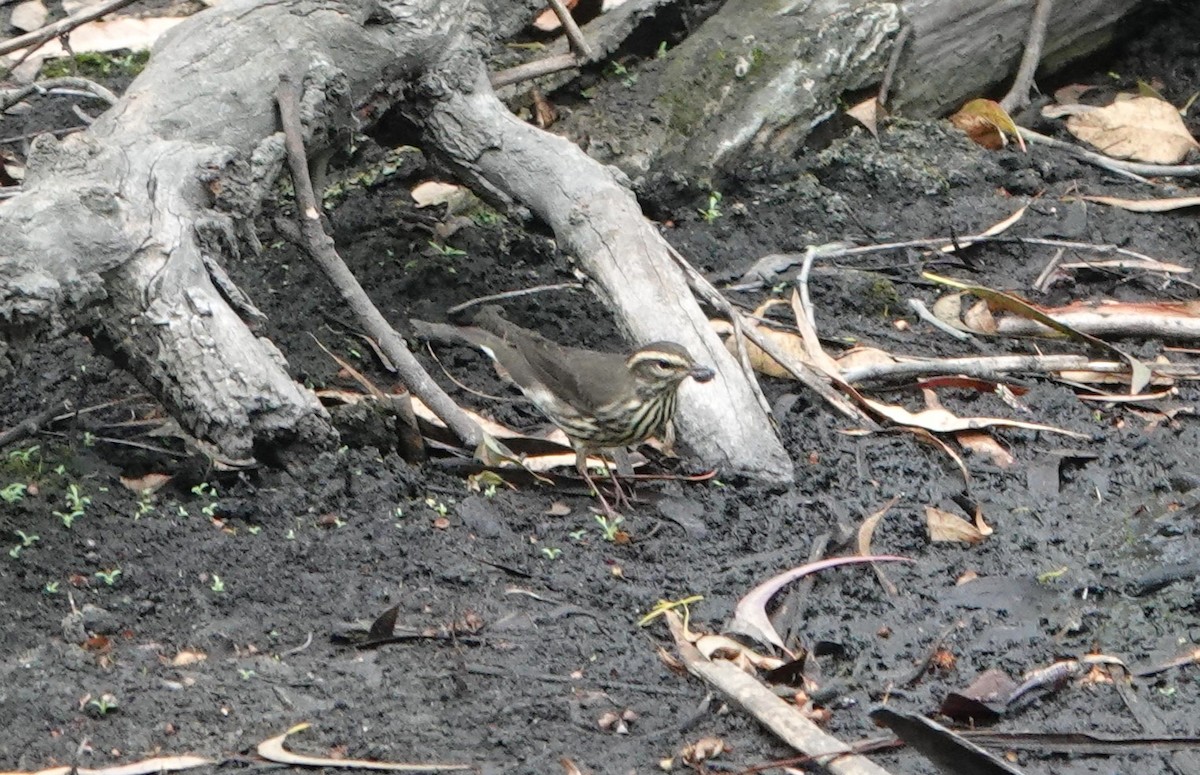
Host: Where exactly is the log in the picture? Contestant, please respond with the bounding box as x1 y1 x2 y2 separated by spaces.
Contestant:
0 0 792 481
546 0 1146 188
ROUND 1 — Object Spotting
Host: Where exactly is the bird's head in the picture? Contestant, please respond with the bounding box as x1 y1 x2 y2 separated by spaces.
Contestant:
626 342 715 396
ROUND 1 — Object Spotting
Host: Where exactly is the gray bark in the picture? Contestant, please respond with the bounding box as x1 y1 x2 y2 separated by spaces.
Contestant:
0 0 793 481
550 0 1144 188
0 0 476 461
416 57 794 482
895 0 1143 116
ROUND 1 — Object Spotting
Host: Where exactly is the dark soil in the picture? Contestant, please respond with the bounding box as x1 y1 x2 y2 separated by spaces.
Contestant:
4 5 1200 775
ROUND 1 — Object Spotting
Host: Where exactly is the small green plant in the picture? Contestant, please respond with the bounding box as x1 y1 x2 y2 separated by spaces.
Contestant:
41 50 149 79
43 581 60 595
1 482 27 503
541 547 562 560
238 668 256 680
425 497 450 517
427 240 466 257
87 693 119 717
54 483 90 527
210 574 225 593
247 526 262 535
191 482 220 518
656 41 669 59
698 191 723 222
134 490 156 519
9 529 39 558
8 445 40 466
606 60 638 87
569 529 588 542
595 514 624 542
95 568 122 586
82 431 97 448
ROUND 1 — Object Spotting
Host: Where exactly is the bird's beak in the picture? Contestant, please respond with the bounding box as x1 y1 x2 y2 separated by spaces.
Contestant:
689 364 716 383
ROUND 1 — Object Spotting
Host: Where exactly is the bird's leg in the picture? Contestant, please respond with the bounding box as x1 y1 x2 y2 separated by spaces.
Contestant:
575 450 618 517
602 451 633 510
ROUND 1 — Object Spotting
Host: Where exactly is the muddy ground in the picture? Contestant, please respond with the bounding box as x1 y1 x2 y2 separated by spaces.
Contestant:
4 4 1200 775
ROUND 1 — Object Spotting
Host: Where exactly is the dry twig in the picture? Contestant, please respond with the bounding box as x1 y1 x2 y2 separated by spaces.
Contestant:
275 75 482 449
999 0 1053 113
665 611 895 775
0 0 143 58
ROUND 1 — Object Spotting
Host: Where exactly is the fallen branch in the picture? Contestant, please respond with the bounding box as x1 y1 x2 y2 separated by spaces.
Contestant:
275 75 483 449
0 0 142 58
839 354 1200 386
665 611 895 775
1021 127 1200 180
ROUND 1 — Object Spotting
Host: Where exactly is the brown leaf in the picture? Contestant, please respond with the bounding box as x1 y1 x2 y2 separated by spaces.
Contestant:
411 181 464 208
926 505 987 545
168 649 207 667
1079 194 1200 214
119 472 173 494
955 430 1015 468
1064 96 1199 164
680 737 730 765
846 97 886 139
950 99 1025 151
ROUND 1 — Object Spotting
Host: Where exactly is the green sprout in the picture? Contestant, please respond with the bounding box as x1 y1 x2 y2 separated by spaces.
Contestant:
698 191 723 222
541 547 563 560
210 575 225 593
54 483 91 527
95 568 122 586
1 482 27 503
427 241 466 257
595 514 624 542
87 693 119 716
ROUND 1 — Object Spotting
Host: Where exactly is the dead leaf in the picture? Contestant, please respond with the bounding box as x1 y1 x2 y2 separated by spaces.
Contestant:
410 181 463 209
863 397 1089 438
545 500 571 516
973 504 993 537
856 496 899 558
680 737 730 765
1064 96 1199 164
119 472 173 494
9 0 47 32
558 758 588 775
836 346 896 371
926 505 987 544
532 0 579 31
955 430 1015 468
925 272 1151 393
257 723 472 771
1053 84 1096 105
938 206 1027 254
1079 194 1200 213
950 99 1026 151
727 555 914 652
846 97 886 139
168 649 207 667
710 318 809 379
1059 258 1190 273
857 496 901 596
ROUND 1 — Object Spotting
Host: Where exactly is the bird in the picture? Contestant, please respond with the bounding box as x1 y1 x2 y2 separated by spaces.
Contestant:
413 305 716 514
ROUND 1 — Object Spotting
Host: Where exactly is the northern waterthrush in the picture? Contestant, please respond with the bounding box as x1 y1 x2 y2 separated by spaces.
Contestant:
415 306 715 512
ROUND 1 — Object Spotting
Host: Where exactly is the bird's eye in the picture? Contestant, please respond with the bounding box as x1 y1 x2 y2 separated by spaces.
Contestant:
656 359 673 370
